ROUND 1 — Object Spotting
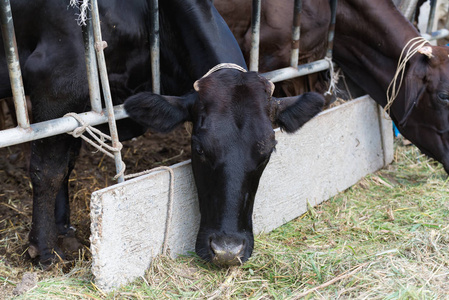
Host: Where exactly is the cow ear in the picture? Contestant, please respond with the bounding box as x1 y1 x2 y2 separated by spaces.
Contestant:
124 92 196 133
399 74 426 128
418 45 448 67
272 92 324 133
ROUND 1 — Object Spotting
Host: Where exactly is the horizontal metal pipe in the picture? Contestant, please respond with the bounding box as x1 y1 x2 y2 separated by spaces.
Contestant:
1 59 331 149
0 105 128 148
422 28 449 41
261 59 331 83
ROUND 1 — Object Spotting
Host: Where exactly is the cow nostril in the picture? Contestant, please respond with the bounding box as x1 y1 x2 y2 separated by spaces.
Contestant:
210 238 245 266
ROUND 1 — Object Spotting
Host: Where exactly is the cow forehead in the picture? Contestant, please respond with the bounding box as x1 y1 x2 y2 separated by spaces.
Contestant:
196 70 270 106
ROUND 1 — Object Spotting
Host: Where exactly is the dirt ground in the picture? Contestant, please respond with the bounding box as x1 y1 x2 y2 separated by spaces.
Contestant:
0 109 192 271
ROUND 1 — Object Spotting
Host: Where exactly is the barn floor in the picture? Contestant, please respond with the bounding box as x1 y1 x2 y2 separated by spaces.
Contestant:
0 113 192 272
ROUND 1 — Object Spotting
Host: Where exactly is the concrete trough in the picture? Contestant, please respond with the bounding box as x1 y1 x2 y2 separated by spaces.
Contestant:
90 95 394 291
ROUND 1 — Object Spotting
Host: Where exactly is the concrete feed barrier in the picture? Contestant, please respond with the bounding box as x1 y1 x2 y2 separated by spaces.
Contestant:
90 95 394 291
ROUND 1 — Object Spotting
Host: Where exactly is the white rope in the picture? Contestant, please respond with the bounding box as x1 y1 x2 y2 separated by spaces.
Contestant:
64 112 125 180
201 63 247 79
384 36 430 117
324 57 337 96
69 0 90 26
194 63 248 91
124 167 175 255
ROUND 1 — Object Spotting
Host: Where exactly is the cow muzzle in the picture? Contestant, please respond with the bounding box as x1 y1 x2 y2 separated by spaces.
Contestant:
210 235 245 266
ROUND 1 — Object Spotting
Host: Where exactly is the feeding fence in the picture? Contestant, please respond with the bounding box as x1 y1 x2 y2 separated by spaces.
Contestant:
0 0 444 291
0 0 445 174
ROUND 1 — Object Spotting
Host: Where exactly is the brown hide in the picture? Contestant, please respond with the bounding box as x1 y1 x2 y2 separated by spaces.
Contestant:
216 0 449 174
214 0 331 97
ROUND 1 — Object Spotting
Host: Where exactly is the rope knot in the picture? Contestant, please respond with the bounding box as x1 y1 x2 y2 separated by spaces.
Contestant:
324 56 337 96
64 112 125 180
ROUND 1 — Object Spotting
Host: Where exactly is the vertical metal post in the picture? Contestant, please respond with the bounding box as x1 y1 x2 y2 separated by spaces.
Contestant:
426 0 437 34
83 8 102 113
150 0 160 94
326 0 338 58
0 0 29 129
290 0 302 67
250 0 261 72
91 0 124 183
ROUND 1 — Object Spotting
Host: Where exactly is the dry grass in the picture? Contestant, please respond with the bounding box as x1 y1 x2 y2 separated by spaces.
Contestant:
1 140 448 299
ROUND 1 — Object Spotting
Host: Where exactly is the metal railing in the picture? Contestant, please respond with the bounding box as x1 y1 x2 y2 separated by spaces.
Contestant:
259 0 337 82
0 0 445 181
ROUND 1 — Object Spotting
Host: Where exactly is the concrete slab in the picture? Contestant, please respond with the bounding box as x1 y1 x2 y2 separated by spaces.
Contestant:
90 95 393 291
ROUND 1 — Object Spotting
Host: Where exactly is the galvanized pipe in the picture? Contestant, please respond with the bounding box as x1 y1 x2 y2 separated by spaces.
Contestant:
290 0 302 67
249 0 261 72
150 0 160 94
91 0 125 182
82 8 102 113
422 28 449 41
261 59 331 83
326 0 338 58
0 105 128 148
426 0 437 35
0 0 29 129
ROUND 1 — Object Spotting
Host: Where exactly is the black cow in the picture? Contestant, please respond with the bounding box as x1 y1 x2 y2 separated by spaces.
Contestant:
0 0 324 266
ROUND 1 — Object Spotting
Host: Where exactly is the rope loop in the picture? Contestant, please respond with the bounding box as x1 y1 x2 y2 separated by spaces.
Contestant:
384 36 430 118
64 112 125 179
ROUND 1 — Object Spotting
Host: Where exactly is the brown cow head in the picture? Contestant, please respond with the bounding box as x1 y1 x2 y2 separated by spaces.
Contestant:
395 45 449 174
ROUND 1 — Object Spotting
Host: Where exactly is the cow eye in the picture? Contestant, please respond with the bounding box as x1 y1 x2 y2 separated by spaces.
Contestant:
195 146 204 156
438 92 449 104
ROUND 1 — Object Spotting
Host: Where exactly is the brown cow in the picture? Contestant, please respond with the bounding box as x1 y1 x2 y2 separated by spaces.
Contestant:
216 0 449 175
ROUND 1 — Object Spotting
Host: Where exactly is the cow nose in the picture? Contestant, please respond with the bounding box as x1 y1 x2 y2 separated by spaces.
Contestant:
210 236 245 266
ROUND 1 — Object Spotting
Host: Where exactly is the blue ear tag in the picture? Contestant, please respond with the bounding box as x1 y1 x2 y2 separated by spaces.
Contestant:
392 122 400 137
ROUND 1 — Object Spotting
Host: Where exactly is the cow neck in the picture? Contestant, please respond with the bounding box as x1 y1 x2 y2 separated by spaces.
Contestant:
159 0 247 95
333 0 422 108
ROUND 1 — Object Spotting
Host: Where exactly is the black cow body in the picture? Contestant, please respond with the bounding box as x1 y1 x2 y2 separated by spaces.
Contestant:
0 0 324 266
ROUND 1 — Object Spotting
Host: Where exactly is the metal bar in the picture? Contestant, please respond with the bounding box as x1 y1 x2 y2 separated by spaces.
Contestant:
261 59 331 83
0 105 127 148
398 0 419 21
326 0 338 58
422 28 449 41
0 0 29 129
290 0 302 67
249 0 261 72
426 0 437 35
150 0 160 94
91 0 124 182
83 8 102 113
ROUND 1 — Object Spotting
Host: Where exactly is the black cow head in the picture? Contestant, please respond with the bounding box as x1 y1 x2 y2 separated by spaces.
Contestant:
125 67 324 266
395 45 449 175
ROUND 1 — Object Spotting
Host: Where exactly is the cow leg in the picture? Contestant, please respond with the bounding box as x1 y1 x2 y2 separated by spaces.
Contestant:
54 138 81 235
28 134 82 265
